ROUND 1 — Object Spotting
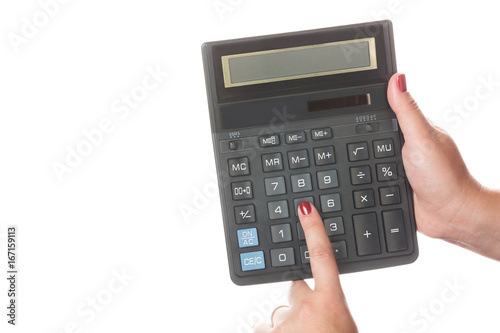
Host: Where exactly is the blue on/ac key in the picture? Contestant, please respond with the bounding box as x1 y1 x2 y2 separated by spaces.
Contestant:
237 228 259 248
240 251 265 271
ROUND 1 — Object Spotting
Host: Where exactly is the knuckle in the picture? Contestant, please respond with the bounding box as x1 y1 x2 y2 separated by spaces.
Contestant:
295 299 317 320
310 244 334 261
431 125 451 144
404 95 419 110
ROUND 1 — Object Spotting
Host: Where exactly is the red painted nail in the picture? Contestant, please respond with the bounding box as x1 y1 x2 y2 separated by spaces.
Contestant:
397 74 407 93
299 201 312 215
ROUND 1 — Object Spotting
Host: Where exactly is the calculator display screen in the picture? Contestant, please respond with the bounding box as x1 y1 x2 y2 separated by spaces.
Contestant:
222 37 377 88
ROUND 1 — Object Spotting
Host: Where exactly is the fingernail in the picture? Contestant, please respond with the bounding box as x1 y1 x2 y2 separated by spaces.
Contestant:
397 74 407 92
299 201 312 215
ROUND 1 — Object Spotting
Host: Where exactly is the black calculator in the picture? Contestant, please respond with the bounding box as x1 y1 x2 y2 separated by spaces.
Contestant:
202 20 418 286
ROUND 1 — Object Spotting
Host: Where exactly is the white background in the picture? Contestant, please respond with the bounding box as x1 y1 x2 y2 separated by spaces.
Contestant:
1 0 500 332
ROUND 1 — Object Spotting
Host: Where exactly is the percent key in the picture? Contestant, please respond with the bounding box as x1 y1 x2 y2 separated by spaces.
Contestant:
377 162 398 181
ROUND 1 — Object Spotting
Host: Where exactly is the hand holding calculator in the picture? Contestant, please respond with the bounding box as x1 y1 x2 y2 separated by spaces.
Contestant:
202 20 418 286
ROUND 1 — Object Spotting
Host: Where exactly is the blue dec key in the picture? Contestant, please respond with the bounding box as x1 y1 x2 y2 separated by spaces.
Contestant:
240 251 265 271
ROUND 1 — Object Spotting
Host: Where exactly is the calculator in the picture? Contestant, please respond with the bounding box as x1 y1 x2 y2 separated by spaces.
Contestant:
202 20 418 286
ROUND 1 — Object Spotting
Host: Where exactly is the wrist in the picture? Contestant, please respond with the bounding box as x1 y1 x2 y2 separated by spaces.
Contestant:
444 180 500 260
470 186 500 259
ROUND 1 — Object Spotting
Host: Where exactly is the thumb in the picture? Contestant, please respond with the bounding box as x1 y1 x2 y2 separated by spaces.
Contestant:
387 73 433 142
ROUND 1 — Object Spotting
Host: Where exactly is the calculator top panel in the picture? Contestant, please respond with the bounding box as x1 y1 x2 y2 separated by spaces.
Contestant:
203 20 396 132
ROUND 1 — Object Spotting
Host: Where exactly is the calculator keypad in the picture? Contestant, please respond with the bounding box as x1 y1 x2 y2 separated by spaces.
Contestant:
223 123 415 283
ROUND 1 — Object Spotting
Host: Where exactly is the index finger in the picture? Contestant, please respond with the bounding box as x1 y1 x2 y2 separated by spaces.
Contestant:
298 201 342 293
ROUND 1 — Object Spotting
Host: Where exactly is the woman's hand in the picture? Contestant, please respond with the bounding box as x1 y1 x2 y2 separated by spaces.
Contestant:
253 201 358 333
253 72 500 333
388 74 500 260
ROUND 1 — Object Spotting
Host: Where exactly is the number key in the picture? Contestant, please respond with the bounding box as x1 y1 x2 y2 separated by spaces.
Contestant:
270 247 295 267
319 193 342 213
324 217 344 236
317 169 339 189
291 173 312 193
268 200 289 220
264 176 286 196
270 224 292 243
231 181 253 200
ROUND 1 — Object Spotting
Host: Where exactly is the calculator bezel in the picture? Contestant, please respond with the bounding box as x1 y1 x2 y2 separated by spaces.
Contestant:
202 20 419 286
205 21 396 106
